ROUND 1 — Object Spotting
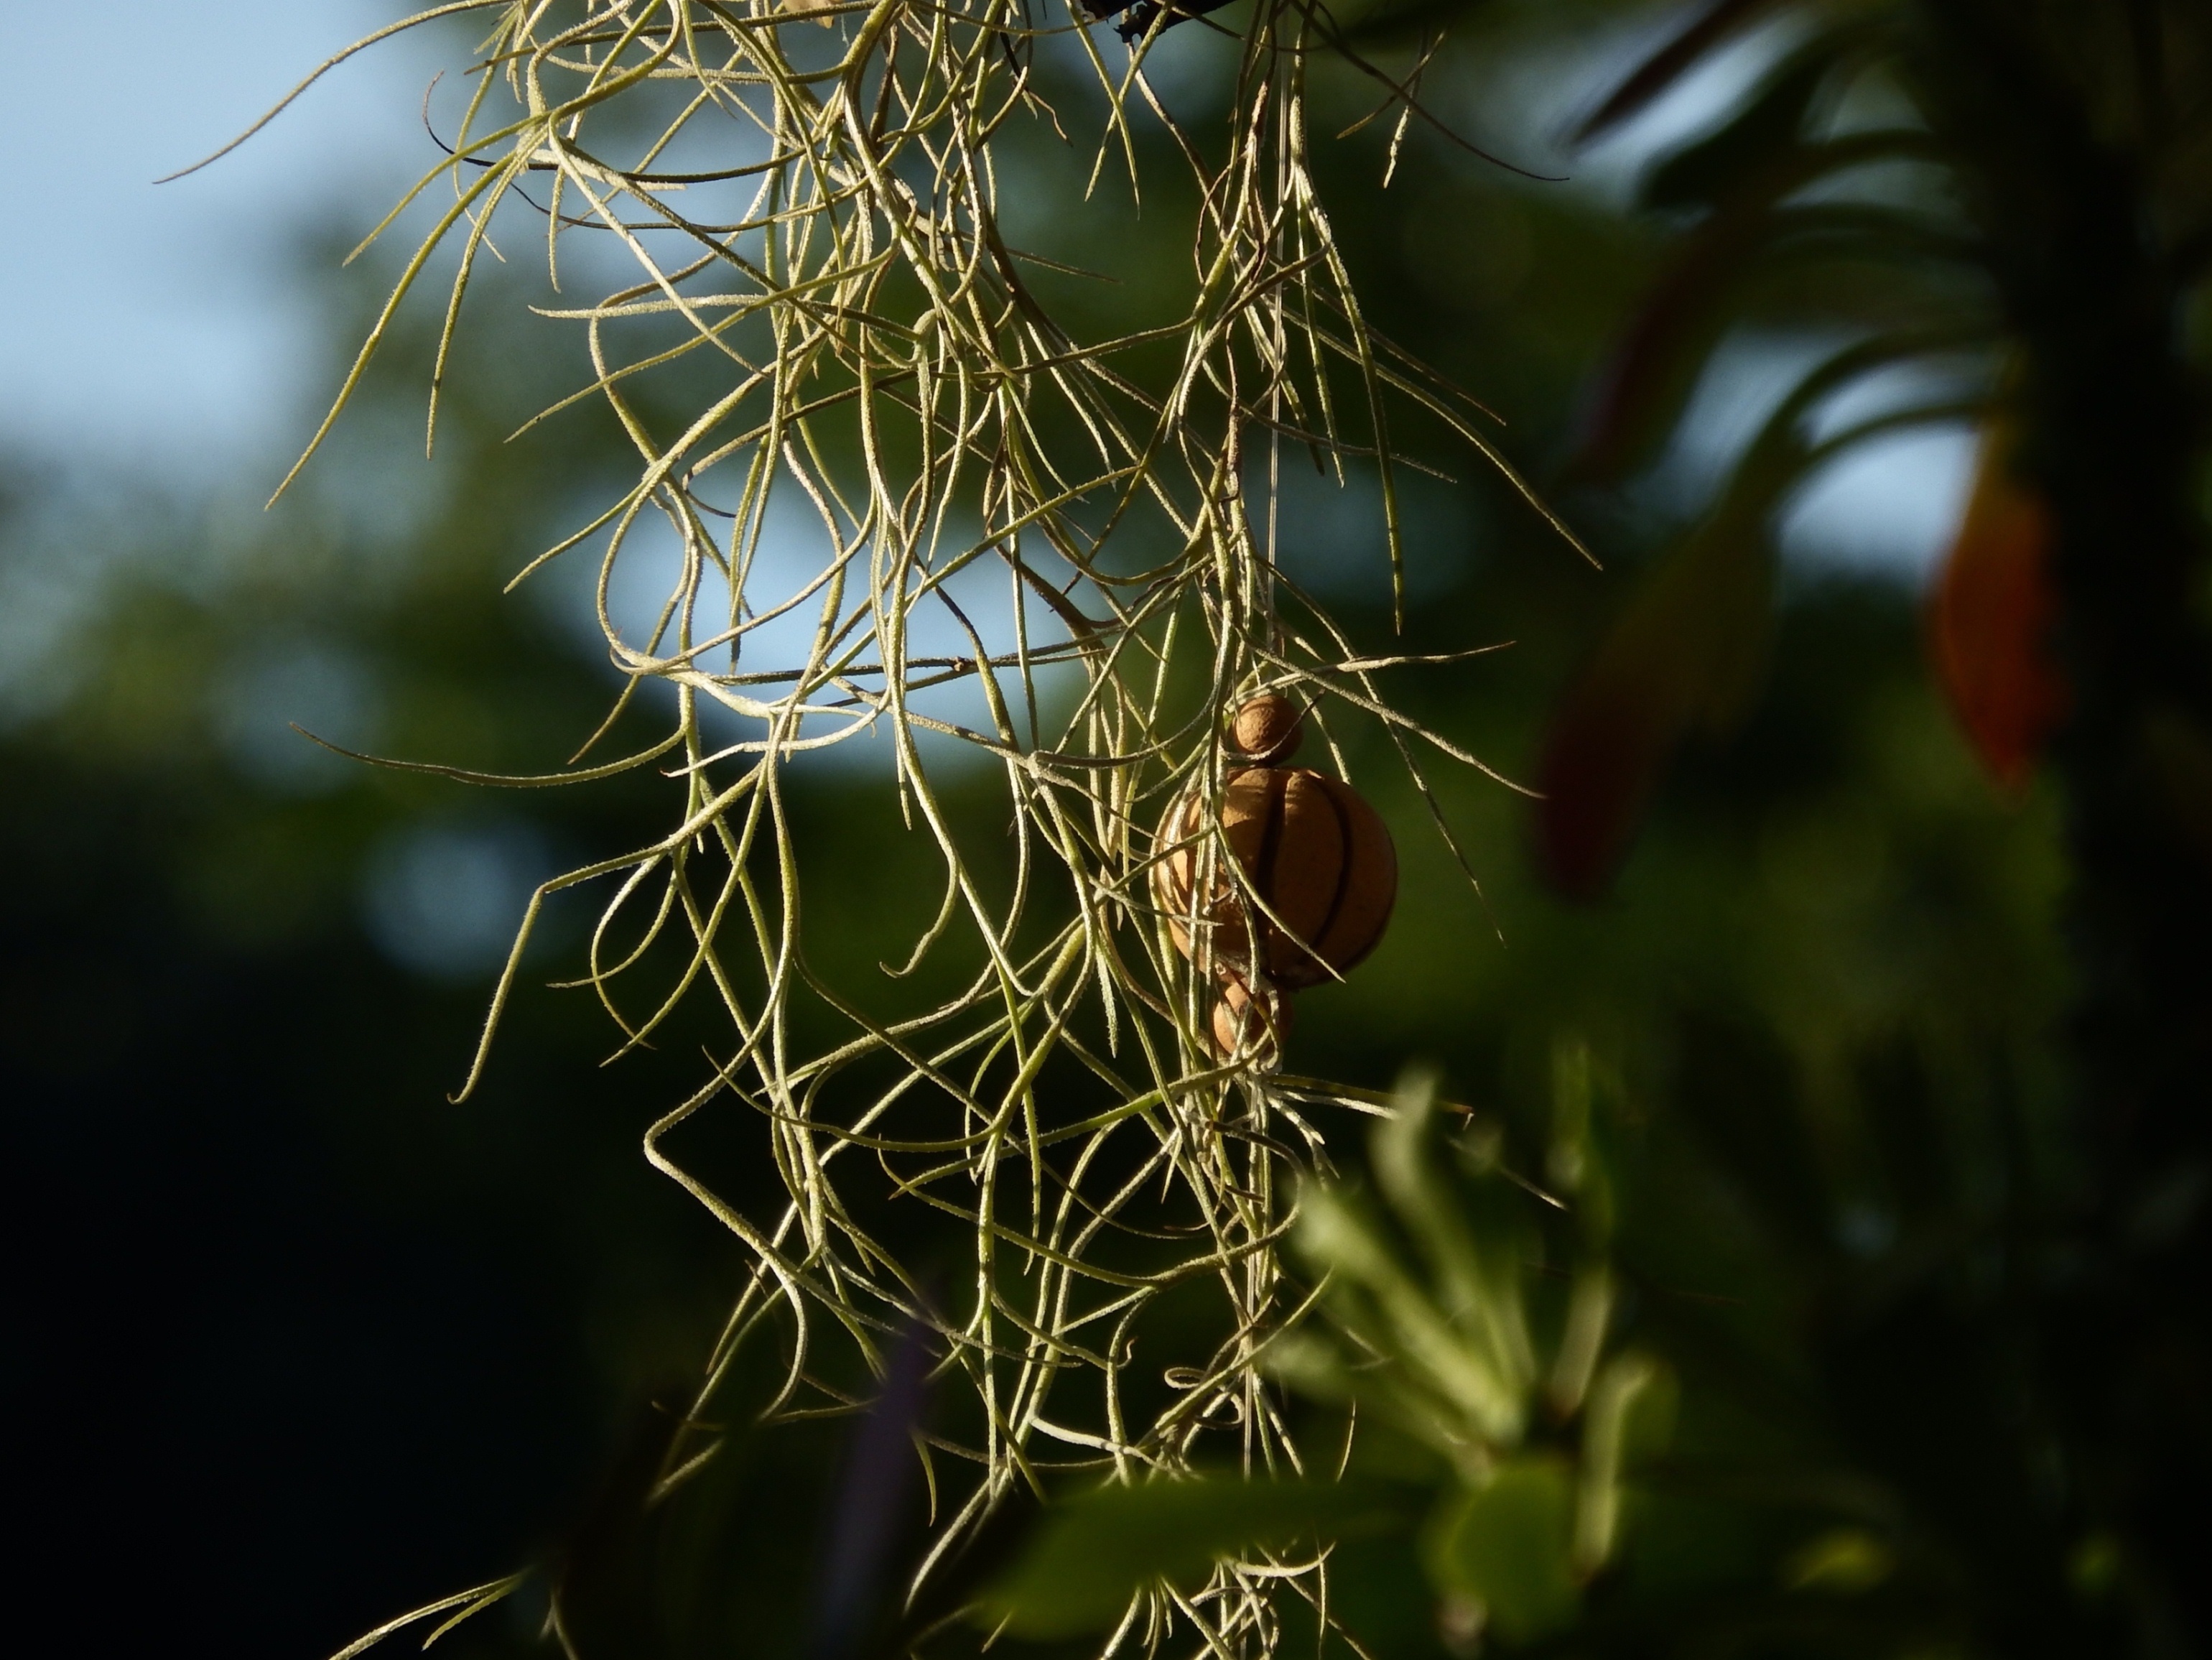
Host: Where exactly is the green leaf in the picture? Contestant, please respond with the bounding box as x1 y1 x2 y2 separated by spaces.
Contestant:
1640 40 1844 213
1296 1183 1530 1449
1372 1070 1538 1414
1573 1353 1675 1575
977 1477 1406 1640
1780 1527 1895 1593
1574 128 1953 484
1423 1460 1581 1646
1574 0 1788 147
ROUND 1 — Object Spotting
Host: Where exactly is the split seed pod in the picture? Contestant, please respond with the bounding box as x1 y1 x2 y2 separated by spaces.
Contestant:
1212 974 1293 1065
1155 766 1398 991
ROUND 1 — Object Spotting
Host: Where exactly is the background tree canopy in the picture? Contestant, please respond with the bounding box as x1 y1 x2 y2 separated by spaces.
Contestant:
1 1 2205 1657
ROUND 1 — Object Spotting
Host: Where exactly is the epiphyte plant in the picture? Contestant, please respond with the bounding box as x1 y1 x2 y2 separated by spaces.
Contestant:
188 0 1581 1648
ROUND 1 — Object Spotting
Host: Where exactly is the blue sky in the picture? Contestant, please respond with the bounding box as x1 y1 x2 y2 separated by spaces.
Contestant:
4 1 1969 577
3 1 449 481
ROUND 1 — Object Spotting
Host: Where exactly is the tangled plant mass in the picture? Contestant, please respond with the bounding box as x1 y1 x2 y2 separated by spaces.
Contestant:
208 0 1580 1646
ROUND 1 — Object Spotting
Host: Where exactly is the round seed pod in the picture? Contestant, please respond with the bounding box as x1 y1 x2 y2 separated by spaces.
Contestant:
1211 974 1293 1065
1154 766 1397 991
1227 692 1304 766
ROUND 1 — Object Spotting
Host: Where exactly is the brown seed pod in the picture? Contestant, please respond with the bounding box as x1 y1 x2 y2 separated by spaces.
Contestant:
1227 692 1304 766
1154 766 1397 991
1211 974 1293 1065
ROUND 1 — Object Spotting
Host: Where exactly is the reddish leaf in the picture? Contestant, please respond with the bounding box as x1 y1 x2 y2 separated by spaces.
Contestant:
1567 218 1761 486
1535 661 1683 901
1536 488 1776 900
1927 432 2068 792
1545 335 1965 900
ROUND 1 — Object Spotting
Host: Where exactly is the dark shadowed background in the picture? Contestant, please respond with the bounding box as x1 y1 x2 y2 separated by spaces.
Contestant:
8 2 2194 1657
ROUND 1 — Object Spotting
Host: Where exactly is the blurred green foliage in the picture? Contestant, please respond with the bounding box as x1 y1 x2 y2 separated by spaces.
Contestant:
6 0 2208 1656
